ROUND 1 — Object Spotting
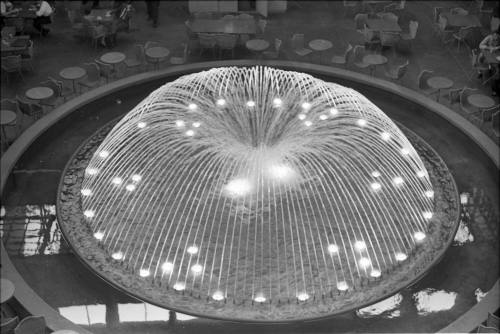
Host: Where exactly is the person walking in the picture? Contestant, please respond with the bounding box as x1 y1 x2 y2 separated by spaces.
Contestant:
145 1 160 28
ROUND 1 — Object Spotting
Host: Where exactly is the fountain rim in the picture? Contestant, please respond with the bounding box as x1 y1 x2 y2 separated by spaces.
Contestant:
0 60 498 332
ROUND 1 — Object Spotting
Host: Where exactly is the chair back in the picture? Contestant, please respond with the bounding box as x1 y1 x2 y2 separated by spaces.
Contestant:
396 60 409 79
291 33 306 50
471 48 481 67
343 43 353 58
408 20 419 39
451 7 468 16
380 31 400 47
487 312 500 329
90 24 106 38
481 105 499 122
459 87 478 109
438 15 448 31
417 70 434 89
215 34 237 49
257 19 267 34
14 315 46 334
353 45 365 63
198 33 217 48
363 28 378 42
1 26 16 39
133 44 146 63
94 59 114 78
274 38 282 52
83 62 100 81
144 41 160 50
1 316 19 334
380 12 398 23
354 13 368 30
1 98 18 112
448 87 463 105
40 79 61 96
477 325 499 333
433 7 443 23
458 25 474 39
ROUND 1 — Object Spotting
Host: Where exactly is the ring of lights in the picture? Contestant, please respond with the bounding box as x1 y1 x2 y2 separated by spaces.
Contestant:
57 67 460 321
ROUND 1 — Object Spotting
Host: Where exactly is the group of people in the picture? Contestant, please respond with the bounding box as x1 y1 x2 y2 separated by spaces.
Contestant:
1 0 53 36
479 28 500 96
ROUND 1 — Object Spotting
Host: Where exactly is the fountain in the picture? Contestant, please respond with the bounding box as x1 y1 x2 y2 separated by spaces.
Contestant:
57 66 459 321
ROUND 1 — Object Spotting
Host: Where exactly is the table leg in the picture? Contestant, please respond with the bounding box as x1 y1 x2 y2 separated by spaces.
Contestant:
436 89 441 102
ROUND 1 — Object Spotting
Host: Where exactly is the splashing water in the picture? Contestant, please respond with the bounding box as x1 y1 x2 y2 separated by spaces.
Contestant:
80 67 434 304
356 293 403 318
413 288 457 315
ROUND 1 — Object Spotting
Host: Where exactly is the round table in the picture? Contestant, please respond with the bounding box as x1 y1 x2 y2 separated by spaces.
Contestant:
26 86 54 101
308 39 333 64
246 39 270 60
363 54 388 76
1 109 17 150
52 330 80 334
145 47 170 70
59 67 87 92
467 94 495 109
100 52 126 70
1 278 15 303
427 76 454 102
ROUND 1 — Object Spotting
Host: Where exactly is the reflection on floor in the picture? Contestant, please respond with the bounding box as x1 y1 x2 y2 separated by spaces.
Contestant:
356 293 403 319
412 288 457 316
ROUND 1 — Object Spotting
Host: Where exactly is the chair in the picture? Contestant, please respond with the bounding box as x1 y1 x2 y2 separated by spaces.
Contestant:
451 7 469 16
399 20 419 50
0 99 22 141
354 13 368 33
39 79 63 108
331 44 353 65
20 40 34 72
216 34 238 58
170 43 189 64
417 69 435 94
363 27 381 50
16 96 44 121
1 55 24 84
14 315 46 334
477 325 498 333
453 26 474 52
291 33 312 57
125 44 146 72
262 38 282 59
145 41 160 50
459 87 479 114
352 45 370 69
78 63 102 92
380 31 400 52
94 59 115 83
48 76 73 100
67 9 88 39
470 48 489 81
383 60 409 81
480 104 499 123
89 24 107 49
438 16 454 43
198 33 217 57
257 19 267 37
492 110 500 138
447 87 463 105
1 316 19 334
1 26 16 39
487 312 500 329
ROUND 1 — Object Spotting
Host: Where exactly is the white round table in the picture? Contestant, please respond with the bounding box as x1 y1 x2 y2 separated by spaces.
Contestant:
467 94 495 110
100 52 126 71
145 47 170 70
363 54 388 76
246 39 270 60
60 67 87 92
1 278 15 303
52 330 81 334
427 76 454 102
309 39 333 64
26 86 54 101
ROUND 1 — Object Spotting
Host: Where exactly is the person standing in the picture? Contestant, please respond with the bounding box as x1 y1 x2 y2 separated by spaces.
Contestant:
145 1 159 28
34 0 53 36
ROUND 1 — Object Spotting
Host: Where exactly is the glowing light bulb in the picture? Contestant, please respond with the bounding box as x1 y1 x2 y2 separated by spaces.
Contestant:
401 148 410 155
297 292 309 301
425 190 434 198
192 122 201 128
370 269 381 278
94 231 104 240
132 174 142 182
298 113 306 120
139 269 150 277
395 252 407 261
98 151 109 158
246 100 255 107
83 210 95 218
112 252 123 260
273 98 282 106
254 295 266 303
162 262 174 273
137 122 147 128
188 103 197 110
371 182 381 191
393 177 404 185
86 168 98 175
187 246 198 254
327 244 339 253
381 132 391 141
224 178 252 197
186 130 195 136
173 282 185 291
357 119 367 126
216 98 226 106
359 257 371 268
81 188 92 196
337 281 349 291
329 107 338 115
301 102 311 110
268 164 295 181
126 184 136 192
304 120 312 127
423 211 433 219
414 231 426 241
354 240 366 251
371 171 381 178
112 177 123 185
191 264 203 274
212 291 225 301
417 170 427 178
175 120 185 128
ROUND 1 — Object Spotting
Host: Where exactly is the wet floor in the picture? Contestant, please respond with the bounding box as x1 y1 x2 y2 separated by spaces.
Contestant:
1 74 498 333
